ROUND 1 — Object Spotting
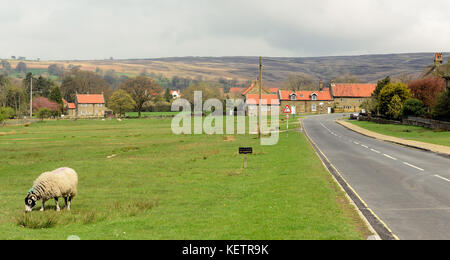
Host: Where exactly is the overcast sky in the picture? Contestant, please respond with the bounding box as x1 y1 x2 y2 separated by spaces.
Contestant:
1 0 449 60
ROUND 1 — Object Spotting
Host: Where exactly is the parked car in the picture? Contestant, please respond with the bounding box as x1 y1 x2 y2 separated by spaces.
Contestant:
350 113 360 120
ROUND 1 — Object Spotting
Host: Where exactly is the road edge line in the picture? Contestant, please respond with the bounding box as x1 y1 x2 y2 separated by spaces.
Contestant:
302 119 399 240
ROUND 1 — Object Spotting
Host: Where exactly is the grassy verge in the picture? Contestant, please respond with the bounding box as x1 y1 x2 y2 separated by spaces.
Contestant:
0 118 368 239
349 120 450 147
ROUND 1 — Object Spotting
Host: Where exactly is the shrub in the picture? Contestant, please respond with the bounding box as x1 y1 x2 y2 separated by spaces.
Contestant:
387 95 403 120
403 98 426 117
144 101 172 112
408 76 445 110
360 97 377 115
153 101 171 112
432 90 450 121
36 108 52 121
378 82 411 119
0 107 15 124
32 97 59 112
108 89 136 116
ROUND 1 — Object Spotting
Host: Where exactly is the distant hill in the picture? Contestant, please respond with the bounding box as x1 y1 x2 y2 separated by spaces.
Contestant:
5 53 449 86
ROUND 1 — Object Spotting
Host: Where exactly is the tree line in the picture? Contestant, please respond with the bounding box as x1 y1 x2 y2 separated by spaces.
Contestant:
362 75 449 121
1 63 247 120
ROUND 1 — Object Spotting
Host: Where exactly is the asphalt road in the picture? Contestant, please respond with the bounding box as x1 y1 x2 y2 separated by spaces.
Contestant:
303 113 450 240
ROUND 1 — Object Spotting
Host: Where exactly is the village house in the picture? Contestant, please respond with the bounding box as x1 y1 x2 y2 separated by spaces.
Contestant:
241 82 279 116
331 83 376 112
241 80 378 115
242 82 272 97
75 93 107 118
269 88 280 94
246 94 280 116
279 88 334 114
62 98 76 117
225 87 244 99
170 90 181 99
229 87 243 94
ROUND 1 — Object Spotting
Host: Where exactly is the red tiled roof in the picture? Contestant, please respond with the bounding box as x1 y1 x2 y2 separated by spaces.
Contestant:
242 83 278 95
242 83 256 95
68 103 76 109
332 84 376 97
270 88 280 93
229 88 243 93
76 94 105 104
279 89 333 101
62 98 68 105
246 94 280 105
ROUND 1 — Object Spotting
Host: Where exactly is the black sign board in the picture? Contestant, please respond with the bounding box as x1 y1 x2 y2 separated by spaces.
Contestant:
239 147 253 155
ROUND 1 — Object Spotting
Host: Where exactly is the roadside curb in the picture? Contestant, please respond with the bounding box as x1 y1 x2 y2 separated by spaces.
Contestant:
301 118 399 241
337 120 450 157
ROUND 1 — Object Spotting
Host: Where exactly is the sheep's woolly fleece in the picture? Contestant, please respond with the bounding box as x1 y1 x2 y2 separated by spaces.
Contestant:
31 168 78 201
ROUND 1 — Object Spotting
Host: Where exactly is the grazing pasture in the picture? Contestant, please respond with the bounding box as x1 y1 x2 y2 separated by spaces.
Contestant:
0 118 369 239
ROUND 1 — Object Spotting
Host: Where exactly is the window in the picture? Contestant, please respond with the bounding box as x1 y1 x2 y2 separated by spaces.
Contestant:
290 94 297 101
81 111 86 115
311 94 317 101
98 104 103 107
312 104 317 112
81 104 87 107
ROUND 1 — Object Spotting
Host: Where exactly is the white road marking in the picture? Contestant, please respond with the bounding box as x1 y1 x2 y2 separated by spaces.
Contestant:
383 154 398 161
403 162 424 171
361 145 369 149
354 142 360 145
371 149 381 154
434 175 450 182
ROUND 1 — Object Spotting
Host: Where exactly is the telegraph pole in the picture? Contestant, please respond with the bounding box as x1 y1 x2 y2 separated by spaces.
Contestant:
258 56 263 139
30 75 33 118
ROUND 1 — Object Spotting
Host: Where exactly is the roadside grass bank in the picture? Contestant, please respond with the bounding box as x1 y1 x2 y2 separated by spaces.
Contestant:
348 120 450 147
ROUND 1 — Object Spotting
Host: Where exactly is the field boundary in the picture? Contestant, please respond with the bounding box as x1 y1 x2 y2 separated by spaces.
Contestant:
302 118 399 240
337 120 450 157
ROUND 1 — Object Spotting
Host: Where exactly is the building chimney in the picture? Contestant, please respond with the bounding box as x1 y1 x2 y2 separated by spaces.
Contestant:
319 80 324 91
330 80 336 87
435 53 443 65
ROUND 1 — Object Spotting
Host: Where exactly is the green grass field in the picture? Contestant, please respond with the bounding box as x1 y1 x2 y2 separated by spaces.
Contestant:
349 120 450 147
0 117 369 240
125 112 180 117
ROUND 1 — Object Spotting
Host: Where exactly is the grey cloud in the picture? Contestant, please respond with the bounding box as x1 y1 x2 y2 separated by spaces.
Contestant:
0 0 449 59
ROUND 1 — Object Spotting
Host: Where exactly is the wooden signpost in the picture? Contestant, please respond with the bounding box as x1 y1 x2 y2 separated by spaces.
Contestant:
239 147 253 168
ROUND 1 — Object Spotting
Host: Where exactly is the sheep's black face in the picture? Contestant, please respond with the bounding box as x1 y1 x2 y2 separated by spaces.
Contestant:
25 194 37 213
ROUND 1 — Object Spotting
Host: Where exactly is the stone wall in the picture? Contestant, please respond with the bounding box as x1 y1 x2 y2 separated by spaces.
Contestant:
404 117 450 131
359 115 450 131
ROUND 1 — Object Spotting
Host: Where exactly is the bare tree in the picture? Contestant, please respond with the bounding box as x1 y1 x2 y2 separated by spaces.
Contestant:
333 73 362 84
120 76 162 118
282 73 317 91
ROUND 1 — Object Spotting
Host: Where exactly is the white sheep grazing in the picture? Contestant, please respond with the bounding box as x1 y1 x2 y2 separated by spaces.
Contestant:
25 167 78 213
